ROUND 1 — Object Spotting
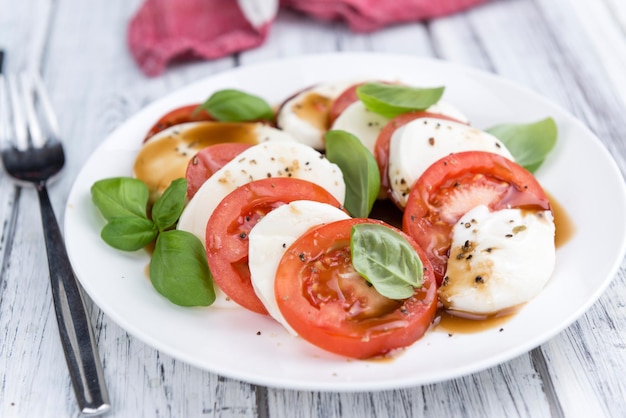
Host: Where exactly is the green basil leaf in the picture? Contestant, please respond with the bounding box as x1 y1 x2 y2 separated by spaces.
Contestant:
197 89 274 122
150 230 216 307
350 224 423 300
91 177 149 221
101 216 158 251
152 178 187 231
325 130 380 218
356 82 445 119
486 117 558 173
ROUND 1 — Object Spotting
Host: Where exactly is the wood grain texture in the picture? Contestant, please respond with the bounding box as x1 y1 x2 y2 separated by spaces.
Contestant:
0 0 625 417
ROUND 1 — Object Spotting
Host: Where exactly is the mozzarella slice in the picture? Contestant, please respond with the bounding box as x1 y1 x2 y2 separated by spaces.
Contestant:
439 205 556 315
276 81 354 150
248 201 350 334
177 141 346 244
426 101 470 124
330 101 389 154
330 100 469 155
134 121 294 202
388 118 514 208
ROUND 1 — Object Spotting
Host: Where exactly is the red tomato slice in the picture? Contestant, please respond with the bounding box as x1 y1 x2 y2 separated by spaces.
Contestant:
274 218 437 359
205 178 345 315
186 142 252 199
327 83 361 126
144 104 213 141
328 81 395 125
402 151 551 285
374 111 466 208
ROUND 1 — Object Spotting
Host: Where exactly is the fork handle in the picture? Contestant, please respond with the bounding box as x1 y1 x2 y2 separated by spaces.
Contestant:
36 184 111 416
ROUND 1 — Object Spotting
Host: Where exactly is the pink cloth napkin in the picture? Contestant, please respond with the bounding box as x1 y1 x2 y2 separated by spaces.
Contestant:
128 0 487 76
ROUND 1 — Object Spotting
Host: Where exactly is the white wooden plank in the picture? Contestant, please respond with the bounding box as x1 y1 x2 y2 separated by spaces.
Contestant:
429 12 496 71
532 0 626 173
0 189 77 417
240 9 340 65
266 356 550 417
334 20 434 55
537 260 626 418
565 0 626 109
367 23 434 56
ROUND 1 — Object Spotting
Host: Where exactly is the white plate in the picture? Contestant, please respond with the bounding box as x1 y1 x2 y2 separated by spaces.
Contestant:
65 53 626 391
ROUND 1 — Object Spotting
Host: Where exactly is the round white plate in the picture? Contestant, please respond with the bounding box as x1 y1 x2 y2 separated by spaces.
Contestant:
65 53 626 391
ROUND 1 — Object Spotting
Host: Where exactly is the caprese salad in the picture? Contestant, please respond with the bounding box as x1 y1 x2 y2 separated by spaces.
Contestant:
90 78 558 359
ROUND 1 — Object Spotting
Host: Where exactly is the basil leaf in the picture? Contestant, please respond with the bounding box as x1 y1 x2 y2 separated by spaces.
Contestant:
356 83 445 119
325 130 380 217
101 216 158 251
91 177 149 221
150 230 216 307
487 117 557 173
152 178 187 231
350 224 423 300
197 89 274 122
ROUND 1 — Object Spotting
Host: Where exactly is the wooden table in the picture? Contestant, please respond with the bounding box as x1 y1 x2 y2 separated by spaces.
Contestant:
1 0 625 417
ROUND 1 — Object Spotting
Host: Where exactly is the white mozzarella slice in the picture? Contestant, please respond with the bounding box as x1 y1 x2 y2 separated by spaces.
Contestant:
248 201 350 334
330 101 389 154
329 100 469 156
177 141 346 244
426 101 470 124
276 81 354 150
439 205 556 315
388 118 514 208
134 121 295 202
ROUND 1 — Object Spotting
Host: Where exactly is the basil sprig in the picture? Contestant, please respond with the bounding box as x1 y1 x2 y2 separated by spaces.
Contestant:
487 117 558 173
325 130 380 218
150 230 215 306
350 224 423 300
91 177 149 221
196 89 274 122
356 82 445 119
91 177 215 306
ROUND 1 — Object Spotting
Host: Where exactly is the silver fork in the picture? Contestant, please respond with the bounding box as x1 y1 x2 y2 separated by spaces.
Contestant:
0 72 110 416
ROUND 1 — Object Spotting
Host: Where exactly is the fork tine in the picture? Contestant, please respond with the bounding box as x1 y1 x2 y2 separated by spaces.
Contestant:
0 74 9 148
5 74 29 150
20 73 46 148
31 73 61 142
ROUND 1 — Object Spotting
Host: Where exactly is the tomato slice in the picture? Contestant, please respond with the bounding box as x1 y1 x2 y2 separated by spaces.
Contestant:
274 218 437 359
328 81 392 125
205 177 345 315
328 83 361 126
374 111 466 207
186 142 252 199
144 104 213 141
402 151 551 285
